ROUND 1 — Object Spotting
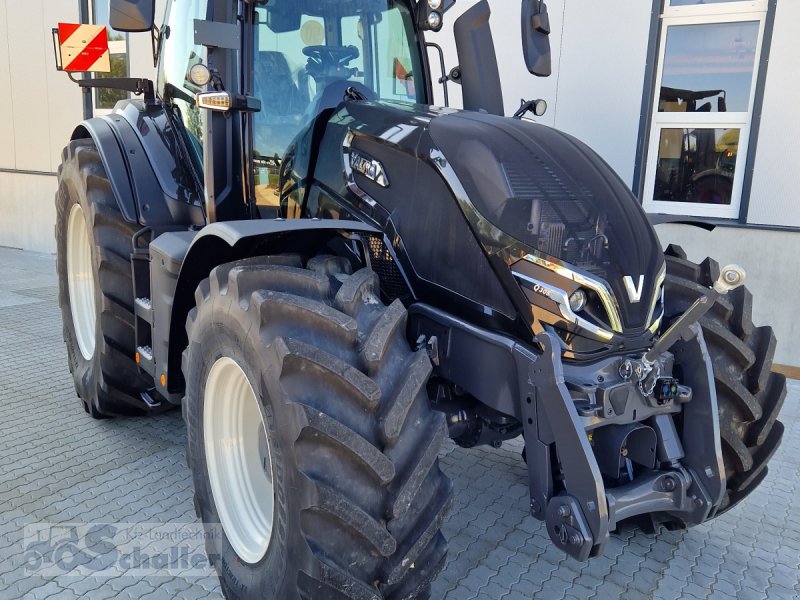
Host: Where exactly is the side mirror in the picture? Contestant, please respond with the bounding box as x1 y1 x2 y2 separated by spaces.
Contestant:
109 0 156 33
521 0 552 77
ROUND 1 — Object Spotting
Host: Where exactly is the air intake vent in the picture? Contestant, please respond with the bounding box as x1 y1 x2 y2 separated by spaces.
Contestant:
365 235 411 302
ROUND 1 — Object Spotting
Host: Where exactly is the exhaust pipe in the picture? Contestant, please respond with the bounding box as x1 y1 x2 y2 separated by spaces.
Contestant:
453 0 505 116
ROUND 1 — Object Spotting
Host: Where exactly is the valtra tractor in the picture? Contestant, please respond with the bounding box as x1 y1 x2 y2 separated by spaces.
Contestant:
53 0 786 598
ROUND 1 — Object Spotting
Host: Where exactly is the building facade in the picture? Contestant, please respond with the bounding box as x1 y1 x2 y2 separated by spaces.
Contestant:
0 0 796 366
0 0 163 253
430 0 798 368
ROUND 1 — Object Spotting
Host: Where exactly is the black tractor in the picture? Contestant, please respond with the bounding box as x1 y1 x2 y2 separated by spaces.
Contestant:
54 0 786 598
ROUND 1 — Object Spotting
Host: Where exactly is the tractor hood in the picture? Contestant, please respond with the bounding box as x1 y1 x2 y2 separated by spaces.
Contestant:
427 111 665 332
293 100 665 348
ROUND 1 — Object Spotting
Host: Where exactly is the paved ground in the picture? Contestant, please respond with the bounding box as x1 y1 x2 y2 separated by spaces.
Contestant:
0 246 798 600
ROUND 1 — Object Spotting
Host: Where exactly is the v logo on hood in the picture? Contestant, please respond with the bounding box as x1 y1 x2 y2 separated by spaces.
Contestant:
623 275 645 303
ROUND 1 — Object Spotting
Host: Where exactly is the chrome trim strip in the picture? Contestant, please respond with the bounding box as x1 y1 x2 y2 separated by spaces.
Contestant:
521 254 624 334
645 263 667 330
648 310 664 335
512 270 615 342
0 167 57 177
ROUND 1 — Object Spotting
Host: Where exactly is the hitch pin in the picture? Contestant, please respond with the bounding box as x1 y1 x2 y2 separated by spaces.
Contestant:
643 264 746 366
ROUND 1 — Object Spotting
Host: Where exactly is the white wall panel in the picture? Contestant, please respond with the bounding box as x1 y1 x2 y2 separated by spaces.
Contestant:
5 1 52 173
554 0 653 186
44 0 83 171
744 0 800 227
0 1 17 170
0 172 57 253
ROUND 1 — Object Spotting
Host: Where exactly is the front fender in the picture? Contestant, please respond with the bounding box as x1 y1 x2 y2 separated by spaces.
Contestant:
155 219 381 399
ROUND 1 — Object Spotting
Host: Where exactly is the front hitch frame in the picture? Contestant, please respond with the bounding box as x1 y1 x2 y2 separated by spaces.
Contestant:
518 330 725 560
408 305 727 562
515 334 608 560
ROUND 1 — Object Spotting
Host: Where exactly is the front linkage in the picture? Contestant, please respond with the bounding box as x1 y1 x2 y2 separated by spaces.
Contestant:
412 264 746 561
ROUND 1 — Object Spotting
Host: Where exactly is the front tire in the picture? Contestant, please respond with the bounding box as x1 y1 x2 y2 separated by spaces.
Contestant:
55 139 152 417
183 256 453 599
664 245 786 513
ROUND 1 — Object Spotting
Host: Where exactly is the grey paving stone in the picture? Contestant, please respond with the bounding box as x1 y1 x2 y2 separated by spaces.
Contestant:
737 586 768 600
0 248 797 600
767 584 799 600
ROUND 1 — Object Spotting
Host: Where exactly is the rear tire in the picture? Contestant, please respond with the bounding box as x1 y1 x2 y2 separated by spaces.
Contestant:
183 256 453 599
664 245 786 513
56 139 152 417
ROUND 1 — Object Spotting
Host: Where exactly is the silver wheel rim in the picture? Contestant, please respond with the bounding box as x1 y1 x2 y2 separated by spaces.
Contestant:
66 204 96 361
204 357 275 564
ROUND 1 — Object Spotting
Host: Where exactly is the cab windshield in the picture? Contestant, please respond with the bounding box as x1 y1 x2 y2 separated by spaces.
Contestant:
252 0 425 169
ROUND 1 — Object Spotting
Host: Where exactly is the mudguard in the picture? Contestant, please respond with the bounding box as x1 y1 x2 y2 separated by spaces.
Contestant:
70 99 205 229
149 219 382 400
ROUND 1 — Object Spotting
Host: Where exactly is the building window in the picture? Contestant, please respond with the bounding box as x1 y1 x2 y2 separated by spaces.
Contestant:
642 0 769 219
90 0 130 114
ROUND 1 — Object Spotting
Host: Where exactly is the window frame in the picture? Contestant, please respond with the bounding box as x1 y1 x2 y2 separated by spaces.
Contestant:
155 0 209 179
641 1 771 220
665 0 768 17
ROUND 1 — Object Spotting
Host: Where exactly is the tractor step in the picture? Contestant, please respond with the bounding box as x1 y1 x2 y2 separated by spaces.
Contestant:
140 390 161 409
135 297 154 325
136 345 155 376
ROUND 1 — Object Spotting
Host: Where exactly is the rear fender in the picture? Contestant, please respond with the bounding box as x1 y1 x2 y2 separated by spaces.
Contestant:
70 100 204 229
71 118 138 223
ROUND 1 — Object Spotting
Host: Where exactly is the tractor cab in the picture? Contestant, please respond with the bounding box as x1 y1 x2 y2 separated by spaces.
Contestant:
147 0 444 222
82 0 552 224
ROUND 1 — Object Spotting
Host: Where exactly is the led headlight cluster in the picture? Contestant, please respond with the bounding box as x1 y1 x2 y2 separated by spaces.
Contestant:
423 0 444 32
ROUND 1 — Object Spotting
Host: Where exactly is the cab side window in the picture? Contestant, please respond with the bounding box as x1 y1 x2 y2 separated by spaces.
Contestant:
157 0 208 169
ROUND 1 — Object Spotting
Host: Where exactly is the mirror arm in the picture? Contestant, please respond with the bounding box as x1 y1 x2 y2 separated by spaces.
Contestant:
69 74 157 105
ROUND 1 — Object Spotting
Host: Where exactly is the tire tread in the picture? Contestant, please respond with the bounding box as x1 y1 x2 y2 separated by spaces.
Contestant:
665 245 785 513
184 255 451 599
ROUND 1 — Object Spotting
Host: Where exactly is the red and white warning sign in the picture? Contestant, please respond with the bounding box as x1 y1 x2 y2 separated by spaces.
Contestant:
57 23 111 73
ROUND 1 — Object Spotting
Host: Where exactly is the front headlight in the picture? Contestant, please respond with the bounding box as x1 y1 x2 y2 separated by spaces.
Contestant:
569 289 588 313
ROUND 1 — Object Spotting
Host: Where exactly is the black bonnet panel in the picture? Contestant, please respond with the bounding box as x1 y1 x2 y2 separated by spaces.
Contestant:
429 112 664 330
